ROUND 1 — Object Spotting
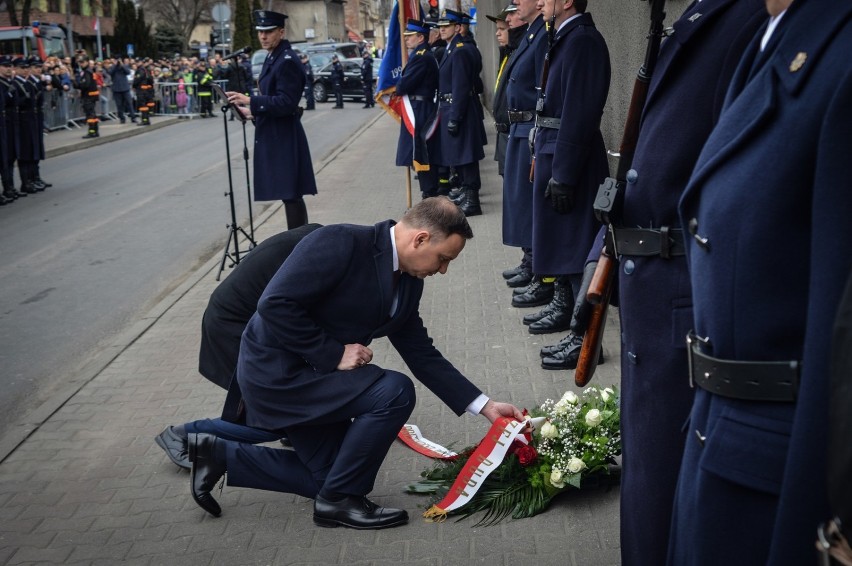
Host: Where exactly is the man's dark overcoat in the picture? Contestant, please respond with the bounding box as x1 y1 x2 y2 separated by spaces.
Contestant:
394 41 440 168
614 1 765 564
669 0 852 563
436 33 485 167
250 39 317 201
501 15 547 248
198 224 322 389
531 13 609 275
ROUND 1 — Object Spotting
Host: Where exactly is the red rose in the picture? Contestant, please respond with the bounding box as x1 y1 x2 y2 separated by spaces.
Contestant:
515 445 537 466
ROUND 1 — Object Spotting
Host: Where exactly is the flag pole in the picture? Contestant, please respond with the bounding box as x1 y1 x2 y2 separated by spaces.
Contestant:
399 1 412 208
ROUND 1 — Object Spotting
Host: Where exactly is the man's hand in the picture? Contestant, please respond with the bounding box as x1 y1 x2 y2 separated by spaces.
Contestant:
226 90 250 106
544 178 575 214
570 261 597 335
447 120 460 137
338 343 373 370
480 400 524 424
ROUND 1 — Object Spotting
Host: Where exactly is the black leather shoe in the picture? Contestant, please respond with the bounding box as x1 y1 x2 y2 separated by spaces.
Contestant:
154 426 190 469
20 183 37 194
541 334 604 370
188 433 226 517
36 179 52 188
511 278 554 308
513 282 532 295
506 269 532 288
31 180 46 191
502 264 526 280
313 495 409 530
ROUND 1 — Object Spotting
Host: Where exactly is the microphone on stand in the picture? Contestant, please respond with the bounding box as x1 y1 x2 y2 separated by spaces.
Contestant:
222 46 251 61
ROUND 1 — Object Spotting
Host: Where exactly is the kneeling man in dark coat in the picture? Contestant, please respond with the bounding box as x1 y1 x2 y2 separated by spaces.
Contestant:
164 197 523 529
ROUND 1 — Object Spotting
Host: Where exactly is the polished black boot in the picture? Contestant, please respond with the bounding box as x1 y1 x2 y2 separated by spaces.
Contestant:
20 182 38 194
457 188 482 217
506 266 533 288
528 277 574 334
449 186 465 204
314 495 409 529
541 333 604 370
502 263 526 280
511 277 554 308
540 333 574 358
188 433 226 517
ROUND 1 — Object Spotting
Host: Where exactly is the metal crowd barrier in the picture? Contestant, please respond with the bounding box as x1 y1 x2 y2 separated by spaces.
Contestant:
42 80 230 131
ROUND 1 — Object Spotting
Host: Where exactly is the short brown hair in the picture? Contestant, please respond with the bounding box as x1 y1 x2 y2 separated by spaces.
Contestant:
400 196 474 240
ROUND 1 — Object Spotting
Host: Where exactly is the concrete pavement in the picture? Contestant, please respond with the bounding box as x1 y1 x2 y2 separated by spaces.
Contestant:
0 112 623 565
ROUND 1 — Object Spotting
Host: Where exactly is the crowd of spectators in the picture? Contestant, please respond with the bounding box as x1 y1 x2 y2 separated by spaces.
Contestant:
36 52 253 127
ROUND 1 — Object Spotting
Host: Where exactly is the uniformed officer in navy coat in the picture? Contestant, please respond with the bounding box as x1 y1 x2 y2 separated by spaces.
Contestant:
609 1 765 564
500 0 546 281
669 0 852 563
226 10 317 230
166 198 524 529
436 9 486 216
531 1 609 317
394 19 441 199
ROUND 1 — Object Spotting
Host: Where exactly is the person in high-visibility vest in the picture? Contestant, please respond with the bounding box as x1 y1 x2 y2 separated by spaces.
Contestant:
132 62 154 125
195 60 215 118
76 57 100 138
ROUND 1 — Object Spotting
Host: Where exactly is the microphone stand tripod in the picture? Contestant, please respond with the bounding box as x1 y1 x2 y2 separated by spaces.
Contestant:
215 99 256 281
229 58 256 241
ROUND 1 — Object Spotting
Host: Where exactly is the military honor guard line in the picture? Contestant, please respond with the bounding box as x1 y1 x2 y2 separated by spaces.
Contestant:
145 1 849 565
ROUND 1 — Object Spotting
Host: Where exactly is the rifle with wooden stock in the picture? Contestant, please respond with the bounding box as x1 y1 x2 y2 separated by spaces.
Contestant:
574 0 667 387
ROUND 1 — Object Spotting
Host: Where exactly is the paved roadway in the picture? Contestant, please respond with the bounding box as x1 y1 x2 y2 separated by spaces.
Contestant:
0 106 380 440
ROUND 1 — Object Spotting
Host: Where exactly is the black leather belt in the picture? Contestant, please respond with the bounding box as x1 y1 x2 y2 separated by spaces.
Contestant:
438 93 452 103
612 227 685 258
687 333 799 402
495 122 509 133
535 115 561 129
507 110 534 123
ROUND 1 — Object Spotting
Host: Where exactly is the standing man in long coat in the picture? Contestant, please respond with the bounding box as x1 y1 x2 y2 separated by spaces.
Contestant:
669 0 852 563
530 0 609 339
227 10 317 230
436 9 486 217
395 19 441 199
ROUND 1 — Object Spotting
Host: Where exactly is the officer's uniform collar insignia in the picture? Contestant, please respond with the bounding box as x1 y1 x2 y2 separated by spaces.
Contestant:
688 12 702 23
789 52 807 72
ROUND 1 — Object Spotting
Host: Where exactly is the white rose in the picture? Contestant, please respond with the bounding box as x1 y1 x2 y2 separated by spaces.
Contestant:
550 468 565 488
601 387 614 402
567 457 587 474
554 399 570 415
585 409 602 427
560 391 579 405
540 421 559 439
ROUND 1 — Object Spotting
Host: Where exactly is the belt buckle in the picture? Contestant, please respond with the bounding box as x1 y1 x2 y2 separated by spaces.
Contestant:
686 331 712 389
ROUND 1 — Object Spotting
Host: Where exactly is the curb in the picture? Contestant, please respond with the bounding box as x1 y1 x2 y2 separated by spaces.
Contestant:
45 117 183 159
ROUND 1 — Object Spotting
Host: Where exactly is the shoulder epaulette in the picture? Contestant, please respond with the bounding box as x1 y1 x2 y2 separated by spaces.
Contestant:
455 42 464 48
416 48 426 55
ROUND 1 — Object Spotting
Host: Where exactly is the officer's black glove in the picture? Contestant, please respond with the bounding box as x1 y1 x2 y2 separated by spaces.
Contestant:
447 120 460 137
544 178 575 214
570 261 598 335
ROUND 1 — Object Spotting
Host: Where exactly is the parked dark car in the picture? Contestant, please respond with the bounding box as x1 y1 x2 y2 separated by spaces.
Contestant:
312 58 377 103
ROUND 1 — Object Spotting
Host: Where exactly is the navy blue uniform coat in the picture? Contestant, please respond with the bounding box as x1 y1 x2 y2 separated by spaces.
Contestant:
394 42 440 168
502 16 547 248
531 13 610 275
232 220 483 432
670 1 852 563
615 1 765 564
250 40 317 201
437 33 486 167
